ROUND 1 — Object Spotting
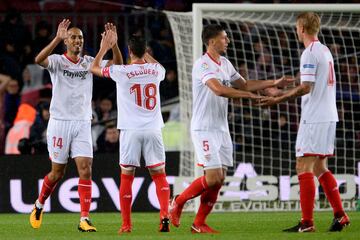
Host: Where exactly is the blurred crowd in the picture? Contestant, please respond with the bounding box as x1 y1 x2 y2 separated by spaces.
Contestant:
227 21 360 153
0 8 178 155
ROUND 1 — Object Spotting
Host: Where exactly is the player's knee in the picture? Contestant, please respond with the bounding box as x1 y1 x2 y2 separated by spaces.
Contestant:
48 170 65 182
77 163 92 179
206 176 223 188
295 162 304 174
313 165 328 178
79 167 92 179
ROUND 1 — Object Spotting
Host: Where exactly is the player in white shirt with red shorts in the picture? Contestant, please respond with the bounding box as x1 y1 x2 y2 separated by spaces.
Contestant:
91 32 170 234
29 19 122 232
169 24 292 233
260 12 350 232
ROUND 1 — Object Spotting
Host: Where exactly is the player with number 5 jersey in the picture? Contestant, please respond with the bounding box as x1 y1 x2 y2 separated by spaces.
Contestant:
91 32 170 234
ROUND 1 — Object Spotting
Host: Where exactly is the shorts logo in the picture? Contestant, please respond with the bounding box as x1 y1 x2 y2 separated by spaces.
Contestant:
296 148 301 152
53 152 59 159
204 154 211 161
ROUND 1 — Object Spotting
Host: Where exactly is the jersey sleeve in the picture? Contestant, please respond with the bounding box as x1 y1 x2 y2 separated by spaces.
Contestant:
86 55 108 68
198 61 217 84
157 63 166 81
100 60 108 68
46 54 60 72
300 50 317 82
227 59 244 83
101 65 126 82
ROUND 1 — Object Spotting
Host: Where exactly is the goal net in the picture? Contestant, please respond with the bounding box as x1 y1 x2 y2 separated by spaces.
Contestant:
165 4 360 211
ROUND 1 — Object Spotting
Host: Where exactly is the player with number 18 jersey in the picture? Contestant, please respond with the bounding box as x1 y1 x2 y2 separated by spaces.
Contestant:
92 34 170 233
101 63 166 168
102 63 165 130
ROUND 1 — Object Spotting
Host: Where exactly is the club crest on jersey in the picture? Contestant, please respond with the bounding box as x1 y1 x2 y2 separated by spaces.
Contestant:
81 62 88 69
201 63 209 70
204 154 211 161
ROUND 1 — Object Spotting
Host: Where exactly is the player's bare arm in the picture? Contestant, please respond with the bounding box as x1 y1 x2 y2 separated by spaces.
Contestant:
91 30 116 77
35 19 71 68
104 23 123 66
232 76 295 92
206 78 264 100
258 81 313 106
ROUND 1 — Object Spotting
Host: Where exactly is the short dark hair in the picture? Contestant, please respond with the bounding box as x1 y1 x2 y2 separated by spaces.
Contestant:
202 24 224 46
128 35 146 58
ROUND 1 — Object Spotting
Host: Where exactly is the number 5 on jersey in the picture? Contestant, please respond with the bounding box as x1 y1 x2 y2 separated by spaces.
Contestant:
130 83 157 110
203 140 209 152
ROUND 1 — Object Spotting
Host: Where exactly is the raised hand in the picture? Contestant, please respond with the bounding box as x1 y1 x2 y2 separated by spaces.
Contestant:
56 19 71 40
274 75 295 88
105 23 118 46
100 30 116 51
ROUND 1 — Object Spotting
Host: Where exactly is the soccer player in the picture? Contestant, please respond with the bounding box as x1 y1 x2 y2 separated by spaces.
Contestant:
29 19 122 232
169 24 292 233
259 12 350 232
91 32 170 233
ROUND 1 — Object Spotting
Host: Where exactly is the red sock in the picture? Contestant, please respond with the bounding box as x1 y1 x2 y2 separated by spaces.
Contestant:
78 179 92 217
176 176 209 206
151 173 170 219
38 175 60 204
318 171 345 218
194 184 221 226
298 172 315 226
120 174 134 227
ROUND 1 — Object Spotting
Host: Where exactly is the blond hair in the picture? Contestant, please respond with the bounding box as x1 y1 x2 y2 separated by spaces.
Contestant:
297 12 320 35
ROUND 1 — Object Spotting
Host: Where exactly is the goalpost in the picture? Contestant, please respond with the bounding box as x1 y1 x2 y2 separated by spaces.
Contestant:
165 4 360 211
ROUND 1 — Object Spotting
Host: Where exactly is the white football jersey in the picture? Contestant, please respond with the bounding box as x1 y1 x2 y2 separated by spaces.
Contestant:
191 53 242 132
102 63 166 130
300 41 339 123
46 54 107 120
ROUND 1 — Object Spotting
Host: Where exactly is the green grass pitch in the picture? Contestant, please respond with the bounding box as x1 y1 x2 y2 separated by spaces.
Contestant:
0 211 358 239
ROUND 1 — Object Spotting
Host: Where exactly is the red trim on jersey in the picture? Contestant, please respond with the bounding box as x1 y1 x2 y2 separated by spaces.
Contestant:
206 52 221 66
120 164 137 168
102 67 111 78
146 162 165 168
63 53 80 64
197 163 204 167
303 153 335 158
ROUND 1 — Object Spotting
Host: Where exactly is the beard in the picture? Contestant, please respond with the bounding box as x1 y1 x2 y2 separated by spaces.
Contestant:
72 47 82 55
